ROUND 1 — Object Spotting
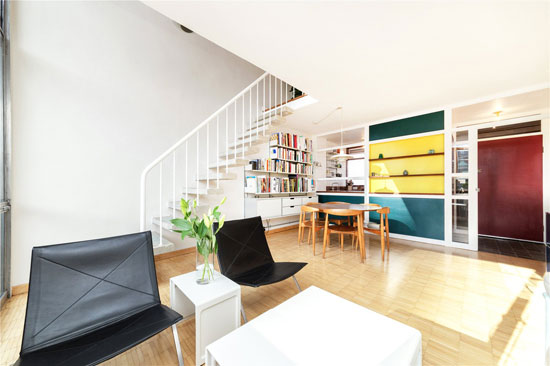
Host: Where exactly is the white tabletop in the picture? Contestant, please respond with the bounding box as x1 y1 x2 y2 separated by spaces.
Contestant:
206 286 422 366
170 271 240 308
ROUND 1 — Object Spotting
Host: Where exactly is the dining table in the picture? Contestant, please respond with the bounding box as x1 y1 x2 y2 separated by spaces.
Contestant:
309 202 381 262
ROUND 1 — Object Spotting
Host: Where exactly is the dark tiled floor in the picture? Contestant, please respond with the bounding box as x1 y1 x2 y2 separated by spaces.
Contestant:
478 236 545 261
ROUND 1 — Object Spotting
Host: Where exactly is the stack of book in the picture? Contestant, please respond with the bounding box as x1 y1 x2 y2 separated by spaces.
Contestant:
245 174 315 194
270 133 312 151
269 147 311 163
248 159 313 175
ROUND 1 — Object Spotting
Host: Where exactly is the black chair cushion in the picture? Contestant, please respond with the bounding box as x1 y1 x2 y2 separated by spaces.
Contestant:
214 216 307 288
231 262 307 287
21 232 161 354
15 231 182 366
214 216 275 279
15 304 182 366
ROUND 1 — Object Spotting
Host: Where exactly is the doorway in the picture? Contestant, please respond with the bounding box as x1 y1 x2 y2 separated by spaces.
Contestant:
477 126 544 260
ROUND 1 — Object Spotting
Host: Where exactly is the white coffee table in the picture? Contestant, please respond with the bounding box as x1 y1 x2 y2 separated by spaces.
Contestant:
205 286 422 366
170 271 241 365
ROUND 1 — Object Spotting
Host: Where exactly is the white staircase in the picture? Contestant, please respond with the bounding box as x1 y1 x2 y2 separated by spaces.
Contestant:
140 73 304 249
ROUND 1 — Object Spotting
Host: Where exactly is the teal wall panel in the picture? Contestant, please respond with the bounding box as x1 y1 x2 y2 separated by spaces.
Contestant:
369 111 444 141
318 194 364 220
369 197 444 240
318 194 364 204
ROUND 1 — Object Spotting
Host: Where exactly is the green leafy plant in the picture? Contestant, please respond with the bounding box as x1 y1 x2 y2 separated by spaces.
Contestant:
171 197 226 282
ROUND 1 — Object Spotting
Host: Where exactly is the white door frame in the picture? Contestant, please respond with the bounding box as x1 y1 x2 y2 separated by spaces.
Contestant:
445 117 479 250
445 113 548 250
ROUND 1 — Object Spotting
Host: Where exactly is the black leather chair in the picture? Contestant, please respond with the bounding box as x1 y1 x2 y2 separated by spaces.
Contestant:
214 216 307 322
14 231 184 366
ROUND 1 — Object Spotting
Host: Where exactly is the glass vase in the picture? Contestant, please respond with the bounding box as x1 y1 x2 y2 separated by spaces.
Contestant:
196 248 216 285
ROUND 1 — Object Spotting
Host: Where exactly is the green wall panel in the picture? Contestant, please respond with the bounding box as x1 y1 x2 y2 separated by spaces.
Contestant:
368 197 444 240
369 111 444 141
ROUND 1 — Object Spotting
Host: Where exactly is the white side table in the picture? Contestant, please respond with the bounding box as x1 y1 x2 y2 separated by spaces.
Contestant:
170 271 241 365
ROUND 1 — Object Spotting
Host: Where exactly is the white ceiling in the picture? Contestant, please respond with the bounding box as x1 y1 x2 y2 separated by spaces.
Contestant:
452 88 550 126
144 1 550 135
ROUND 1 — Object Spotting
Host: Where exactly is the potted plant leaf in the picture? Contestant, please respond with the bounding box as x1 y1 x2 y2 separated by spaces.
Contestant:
171 197 226 284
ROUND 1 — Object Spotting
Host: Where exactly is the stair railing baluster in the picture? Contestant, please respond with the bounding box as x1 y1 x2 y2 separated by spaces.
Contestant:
185 141 188 200
256 84 259 138
262 79 266 136
234 100 237 161
172 151 176 219
226 109 229 173
159 161 163 247
249 90 252 147
196 131 199 206
245 94 246 158
207 122 210 190
269 75 272 128
216 115 220 188
280 78 282 117
274 76 277 123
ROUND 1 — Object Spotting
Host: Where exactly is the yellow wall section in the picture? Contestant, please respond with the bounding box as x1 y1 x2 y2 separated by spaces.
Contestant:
370 176 444 194
369 134 444 158
369 134 444 194
370 155 443 176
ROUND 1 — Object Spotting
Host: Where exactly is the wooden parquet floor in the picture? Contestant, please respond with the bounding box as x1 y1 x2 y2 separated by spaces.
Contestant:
1 228 545 365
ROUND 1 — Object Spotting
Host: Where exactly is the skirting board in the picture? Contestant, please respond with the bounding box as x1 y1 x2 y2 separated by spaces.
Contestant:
266 224 299 235
154 247 195 261
377 232 446 247
12 283 28 296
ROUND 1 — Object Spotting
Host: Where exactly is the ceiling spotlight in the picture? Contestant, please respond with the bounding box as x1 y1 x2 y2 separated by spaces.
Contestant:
493 110 502 118
180 25 194 33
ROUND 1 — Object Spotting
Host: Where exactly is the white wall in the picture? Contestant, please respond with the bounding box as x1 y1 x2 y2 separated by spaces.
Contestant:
10 1 263 286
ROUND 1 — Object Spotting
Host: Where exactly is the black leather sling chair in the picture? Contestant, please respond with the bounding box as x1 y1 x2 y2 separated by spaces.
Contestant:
13 231 184 366
214 216 307 323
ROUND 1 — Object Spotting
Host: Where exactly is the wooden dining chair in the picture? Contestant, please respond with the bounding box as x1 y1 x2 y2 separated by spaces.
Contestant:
322 208 365 262
324 202 353 246
298 205 325 255
351 203 381 248
325 202 353 226
363 207 391 260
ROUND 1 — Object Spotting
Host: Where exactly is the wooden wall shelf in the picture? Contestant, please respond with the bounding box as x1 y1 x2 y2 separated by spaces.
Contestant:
271 144 312 153
370 173 444 179
369 152 444 161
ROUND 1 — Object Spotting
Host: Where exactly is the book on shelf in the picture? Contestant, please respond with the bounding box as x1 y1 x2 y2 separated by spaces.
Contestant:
269 146 312 163
269 132 312 151
245 176 257 193
258 175 269 193
246 174 316 194
248 158 313 175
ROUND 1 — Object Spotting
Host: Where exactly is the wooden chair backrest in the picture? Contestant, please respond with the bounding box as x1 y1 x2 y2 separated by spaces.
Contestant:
301 205 319 213
326 201 348 204
322 208 363 217
377 207 390 214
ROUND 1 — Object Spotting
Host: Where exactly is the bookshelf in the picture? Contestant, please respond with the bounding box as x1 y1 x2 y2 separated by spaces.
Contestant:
245 132 315 196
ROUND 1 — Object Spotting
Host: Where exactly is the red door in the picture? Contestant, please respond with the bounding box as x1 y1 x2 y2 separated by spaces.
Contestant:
478 135 543 242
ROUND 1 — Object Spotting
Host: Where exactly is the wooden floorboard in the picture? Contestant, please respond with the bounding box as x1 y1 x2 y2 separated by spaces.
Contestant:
1 229 545 365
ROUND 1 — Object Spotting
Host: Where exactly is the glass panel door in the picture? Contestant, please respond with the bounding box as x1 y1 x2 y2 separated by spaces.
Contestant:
0 0 9 306
448 127 478 250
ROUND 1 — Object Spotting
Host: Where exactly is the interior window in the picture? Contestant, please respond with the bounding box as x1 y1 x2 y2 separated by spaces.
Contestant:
346 158 365 185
